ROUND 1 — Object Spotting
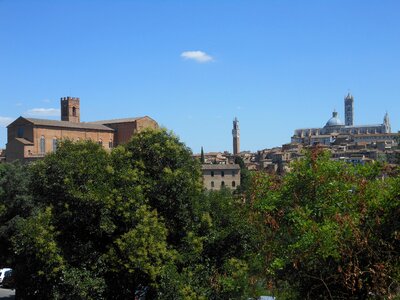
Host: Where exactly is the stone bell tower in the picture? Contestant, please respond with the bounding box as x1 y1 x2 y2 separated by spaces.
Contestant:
232 117 240 155
61 96 80 123
344 92 354 126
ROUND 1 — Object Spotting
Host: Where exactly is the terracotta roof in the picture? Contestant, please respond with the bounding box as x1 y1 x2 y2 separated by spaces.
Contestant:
88 117 147 125
23 118 114 131
201 164 240 170
15 138 34 145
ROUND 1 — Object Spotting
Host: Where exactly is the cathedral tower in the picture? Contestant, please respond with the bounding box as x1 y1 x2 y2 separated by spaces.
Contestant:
232 117 240 155
344 93 354 126
384 112 391 133
61 96 80 123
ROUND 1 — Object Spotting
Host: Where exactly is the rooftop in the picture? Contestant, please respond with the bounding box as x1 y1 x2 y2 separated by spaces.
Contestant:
9 117 114 131
88 116 150 125
201 164 240 170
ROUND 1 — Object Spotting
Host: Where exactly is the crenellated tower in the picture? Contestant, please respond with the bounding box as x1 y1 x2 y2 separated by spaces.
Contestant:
232 117 240 155
61 96 80 123
344 92 354 126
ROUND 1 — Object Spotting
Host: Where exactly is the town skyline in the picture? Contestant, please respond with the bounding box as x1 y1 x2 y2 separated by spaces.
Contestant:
1 1 400 152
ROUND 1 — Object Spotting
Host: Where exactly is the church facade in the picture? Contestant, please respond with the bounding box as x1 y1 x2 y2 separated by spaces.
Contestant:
291 93 394 145
6 97 158 162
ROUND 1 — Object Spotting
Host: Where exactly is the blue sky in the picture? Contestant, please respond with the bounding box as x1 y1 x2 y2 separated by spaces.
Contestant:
1 1 400 153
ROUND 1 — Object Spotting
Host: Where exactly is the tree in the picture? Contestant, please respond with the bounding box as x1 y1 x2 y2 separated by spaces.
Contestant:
1 130 266 299
11 140 174 299
201 146 205 164
234 156 251 195
0 161 34 272
254 147 400 299
123 128 203 246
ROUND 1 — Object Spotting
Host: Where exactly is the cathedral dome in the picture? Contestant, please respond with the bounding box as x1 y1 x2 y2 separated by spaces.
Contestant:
325 111 344 127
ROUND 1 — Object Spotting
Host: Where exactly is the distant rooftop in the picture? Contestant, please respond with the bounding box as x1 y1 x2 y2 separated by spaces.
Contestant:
88 117 149 125
11 117 114 131
201 164 240 170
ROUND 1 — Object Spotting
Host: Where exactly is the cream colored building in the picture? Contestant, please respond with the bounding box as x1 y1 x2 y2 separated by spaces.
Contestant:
201 164 241 190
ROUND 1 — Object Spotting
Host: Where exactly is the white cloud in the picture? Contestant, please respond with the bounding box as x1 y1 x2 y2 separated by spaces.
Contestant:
0 117 13 127
181 50 213 63
25 108 60 117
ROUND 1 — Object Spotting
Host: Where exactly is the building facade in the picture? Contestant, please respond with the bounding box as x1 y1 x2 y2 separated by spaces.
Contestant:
292 93 393 145
201 164 241 190
6 96 158 162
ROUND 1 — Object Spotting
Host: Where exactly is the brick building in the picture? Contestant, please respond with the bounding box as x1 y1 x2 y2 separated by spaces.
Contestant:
5 96 158 162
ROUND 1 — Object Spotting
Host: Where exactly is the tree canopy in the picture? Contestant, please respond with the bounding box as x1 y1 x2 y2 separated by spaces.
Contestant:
1 133 400 299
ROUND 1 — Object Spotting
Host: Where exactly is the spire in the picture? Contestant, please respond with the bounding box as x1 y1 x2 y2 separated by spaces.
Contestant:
345 92 353 100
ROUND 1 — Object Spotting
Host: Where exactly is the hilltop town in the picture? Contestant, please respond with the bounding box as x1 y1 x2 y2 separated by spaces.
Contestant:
199 93 399 189
1 93 399 191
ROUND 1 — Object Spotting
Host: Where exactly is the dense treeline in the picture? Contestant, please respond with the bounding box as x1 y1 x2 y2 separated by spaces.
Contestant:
0 129 399 299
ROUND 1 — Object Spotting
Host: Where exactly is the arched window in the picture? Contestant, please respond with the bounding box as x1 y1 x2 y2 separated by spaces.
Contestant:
98 139 103 146
211 171 214 177
72 106 77 117
221 181 225 187
211 181 214 188
40 136 45 154
221 171 225 177
232 181 236 187
52 138 58 152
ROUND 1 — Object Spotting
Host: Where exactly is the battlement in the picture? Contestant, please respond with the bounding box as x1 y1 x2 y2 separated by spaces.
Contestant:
61 96 80 123
61 97 80 101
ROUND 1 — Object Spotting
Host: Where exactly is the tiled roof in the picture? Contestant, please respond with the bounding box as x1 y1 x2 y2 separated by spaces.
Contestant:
15 138 34 145
201 164 240 170
24 118 114 131
88 117 146 124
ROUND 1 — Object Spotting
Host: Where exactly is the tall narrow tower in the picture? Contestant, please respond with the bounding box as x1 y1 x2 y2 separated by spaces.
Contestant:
344 93 354 126
232 117 240 155
61 96 80 123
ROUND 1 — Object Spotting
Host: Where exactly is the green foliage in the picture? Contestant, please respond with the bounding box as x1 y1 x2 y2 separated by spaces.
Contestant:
201 146 205 164
8 131 399 299
234 156 252 194
0 130 263 299
124 129 203 245
254 147 400 299
0 161 33 268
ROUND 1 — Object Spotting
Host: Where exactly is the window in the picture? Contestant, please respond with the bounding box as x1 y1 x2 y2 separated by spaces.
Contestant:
98 139 103 146
232 170 235 176
40 136 45 154
232 181 236 187
72 106 77 117
221 181 225 187
211 181 214 188
221 171 225 177
109 140 113 149
52 138 58 152
17 127 24 138
211 171 214 177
